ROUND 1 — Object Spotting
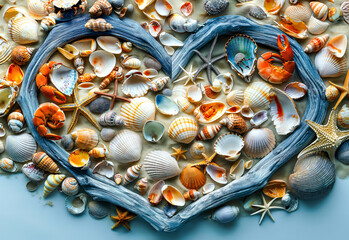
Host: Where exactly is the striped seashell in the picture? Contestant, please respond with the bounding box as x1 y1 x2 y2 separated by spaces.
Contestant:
40 13 56 32
143 150 180 180
176 97 195 114
88 201 110 219
149 77 169 91
310 1 328 21
61 177 79 196
243 81 271 112
243 128 275 158
308 15 329 35
109 129 142 163
7 109 25 133
8 14 39 44
11 46 34 66
71 129 99 151
122 42 133 53
226 89 244 107
121 55 141 69
32 152 60 173
337 104 349 129
328 7 342 22
99 110 125 127
315 47 347 78
168 117 199 144
325 85 339 102
184 189 200 201
0 36 11 65
134 177 148 195
89 144 109 158
196 124 222 141
284 3 312 22
43 174 66 197
89 0 113 17
74 57 84 74
27 0 48 20
5 133 37 163
22 162 45 181
114 173 123 185
304 34 329 53
220 114 247 134
123 164 142 185
78 73 96 83
0 158 17 173
85 18 113 32
341 1 349 24
120 97 156 131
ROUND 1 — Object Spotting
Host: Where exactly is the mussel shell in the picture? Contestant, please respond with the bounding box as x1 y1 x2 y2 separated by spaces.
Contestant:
88 201 110 219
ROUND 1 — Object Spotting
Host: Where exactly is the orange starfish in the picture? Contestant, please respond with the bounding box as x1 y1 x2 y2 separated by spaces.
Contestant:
171 146 187 161
110 206 137 231
191 152 217 168
329 69 349 110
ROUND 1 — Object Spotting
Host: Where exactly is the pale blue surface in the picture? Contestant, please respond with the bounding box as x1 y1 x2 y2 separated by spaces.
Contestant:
0 173 347 240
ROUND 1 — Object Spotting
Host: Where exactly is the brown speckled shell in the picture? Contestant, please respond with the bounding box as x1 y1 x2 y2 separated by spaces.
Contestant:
221 114 247 134
11 46 34 65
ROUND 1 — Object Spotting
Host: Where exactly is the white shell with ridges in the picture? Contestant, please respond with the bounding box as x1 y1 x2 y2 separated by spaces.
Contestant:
243 81 271 112
143 150 180 180
8 14 39 44
121 73 151 98
168 117 199 144
315 47 346 78
243 128 275 158
214 133 244 161
109 129 142 163
5 133 37 163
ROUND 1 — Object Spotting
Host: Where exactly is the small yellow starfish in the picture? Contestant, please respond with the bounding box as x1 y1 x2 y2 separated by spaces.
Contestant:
191 152 217 168
173 65 204 85
251 194 285 225
171 146 187 161
329 69 349 110
110 206 137 231
298 108 349 161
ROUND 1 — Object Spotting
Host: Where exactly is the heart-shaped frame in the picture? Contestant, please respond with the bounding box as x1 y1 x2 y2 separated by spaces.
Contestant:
18 14 328 232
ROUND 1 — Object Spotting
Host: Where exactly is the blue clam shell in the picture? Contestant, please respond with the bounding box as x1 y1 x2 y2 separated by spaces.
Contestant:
225 34 257 82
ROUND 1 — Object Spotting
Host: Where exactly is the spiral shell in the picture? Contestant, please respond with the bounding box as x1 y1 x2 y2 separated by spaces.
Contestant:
11 46 34 66
304 34 329 54
122 42 133 53
109 129 142 163
114 173 123 185
310 1 328 21
85 18 113 32
176 97 195 114
184 189 200 201
219 114 247 134
243 82 271 112
7 109 25 133
149 77 169 92
98 110 125 127
135 177 148 195
123 164 142 185
71 129 99 151
0 158 17 173
196 124 222 141
121 55 141 69
325 85 339 102
89 0 113 17
243 128 275 158
8 14 39 44
62 177 79 196
341 1 349 24
5 133 37 163
168 117 199 144
43 174 66 197
65 193 87 215
32 152 60 173
40 13 56 32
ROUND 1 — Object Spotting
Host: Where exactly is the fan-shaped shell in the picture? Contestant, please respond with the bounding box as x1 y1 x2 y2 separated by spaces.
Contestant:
71 128 98 150
243 128 275 158
65 193 87 215
89 50 116 78
5 133 37 163
62 177 79 196
327 34 347 58
315 47 347 78
310 1 328 21
0 36 11 65
155 95 179 116
194 101 226 124
214 133 244 161
43 174 66 197
168 117 199 144
148 180 165 205
88 201 110 219
243 81 271 112
96 36 122 54
122 73 151 97
308 15 329 35
109 129 142 163
226 90 244 107
325 85 339 102
284 3 312 22
180 164 206 190
27 0 48 20
337 104 349 129
143 150 180 180
8 14 39 44
304 35 329 54
162 185 185 207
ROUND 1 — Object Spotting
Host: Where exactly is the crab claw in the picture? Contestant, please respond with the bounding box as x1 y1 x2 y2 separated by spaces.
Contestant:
277 34 293 62
40 85 66 104
36 125 62 140
79 5 85 13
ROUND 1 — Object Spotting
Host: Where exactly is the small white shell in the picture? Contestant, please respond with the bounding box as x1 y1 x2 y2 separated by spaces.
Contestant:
186 85 203 103
161 185 185 206
92 160 115 178
155 95 179 116
284 82 308 100
155 0 173 17
250 110 268 127
121 73 151 97
214 133 244 161
202 183 215 195
315 47 347 78
143 120 165 142
243 128 275 158
206 165 228 184
241 105 254 119
327 34 347 58
109 129 142 163
89 50 116 78
5 133 37 163
226 90 244 107
65 193 88 215
159 32 184 47
143 68 158 79
229 159 245 180
148 20 162 38
0 158 17 173
96 36 122 54
307 15 329 35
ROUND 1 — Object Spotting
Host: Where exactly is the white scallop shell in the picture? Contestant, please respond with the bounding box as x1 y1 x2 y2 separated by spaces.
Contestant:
89 50 116 78
8 14 39 44
168 117 199 144
27 0 48 20
96 36 122 55
315 47 347 78
214 133 244 161
176 96 195 114
5 133 37 163
121 73 151 97
109 129 142 163
327 34 347 58
243 81 271 112
226 90 244 107
243 128 275 158
307 15 329 35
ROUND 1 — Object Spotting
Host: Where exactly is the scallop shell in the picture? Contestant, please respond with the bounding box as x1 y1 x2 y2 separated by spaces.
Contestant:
276 16 308 39
96 36 122 55
341 1 349 24
315 47 347 78
65 193 87 215
85 18 113 32
144 150 181 180
135 0 155 10
62 177 79 196
264 0 285 15
284 3 312 22
0 36 11 65
206 164 228 184
68 149 90 170
211 205 239 224
184 189 200 201
168 117 199 144
88 201 110 219
304 34 329 53
89 50 116 78
308 15 329 35
202 183 215 195
5 133 37 163
11 46 34 66
243 81 271 112
159 32 184 47
3 6 30 23
263 179 287 198
92 160 115 178
71 129 98 151
250 110 268 127
289 152 335 200
32 152 60 174
327 34 347 58
325 85 339 102
109 129 142 163
22 162 45 181
8 14 39 44
148 180 165 205
155 0 173 17
180 2 193 16
43 174 66 197
176 97 195 114
72 38 97 57
229 159 245 180
194 101 226 124
284 82 308 100
196 124 222 141
219 113 247 134
143 120 165 143
226 90 244 107
98 110 125 127
214 133 244 161
162 185 185 207
122 73 151 97
123 164 142 184
120 97 156 131
337 104 349 129
243 128 275 158
328 7 342 22
310 1 328 21
0 158 17 173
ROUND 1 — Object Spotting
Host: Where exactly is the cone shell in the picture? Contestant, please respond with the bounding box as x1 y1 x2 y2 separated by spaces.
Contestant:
226 90 244 107
71 129 98 151
304 34 329 54
62 177 79 196
243 82 271 112
341 1 349 24
325 85 339 102
85 18 113 32
196 124 222 141
161 185 185 207
11 46 34 65
0 158 17 173
89 0 113 17
135 177 148 195
315 47 347 78
123 164 142 184
284 3 312 22
327 34 347 58
8 14 39 44
243 128 275 158
168 117 199 144
220 114 247 134
148 180 165 205
310 1 328 21
337 104 349 129
5 133 37 163
194 101 226 124
264 0 285 15
144 150 180 180
214 133 244 161
32 152 60 173
43 174 65 197
184 189 200 201
308 15 329 35
120 97 156 131
176 97 195 114
109 129 142 163
263 179 287 198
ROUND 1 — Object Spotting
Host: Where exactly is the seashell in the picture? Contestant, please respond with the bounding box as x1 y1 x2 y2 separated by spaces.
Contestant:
78 73 96 84
327 34 347 58
243 81 271 112
40 13 56 32
190 142 205 159
186 85 202 103
211 205 239 224
109 129 142 163
281 192 298 212
241 106 254 120
225 34 257 83
74 58 85 75
202 183 215 195
337 104 349 129
341 1 349 24
229 159 245 180
159 32 184 47
121 55 141 69
89 143 109 158
164 202 177 217
5 133 37 163
181 2 193 16
284 82 308 100
162 185 185 206
194 101 226 124
109 0 125 10
135 0 154 10
264 0 285 15
88 201 110 219
120 42 132 53
144 150 180 180
135 177 148 195
196 124 222 141
180 164 206 190
168 117 199 144
121 73 150 97
155 0 172 17
143 120 165 143
79 82 96 91
95 36 122 55
214 133 244 161
284 3 311 22
308 15 329 35
99 110 124 127
204 0 229 15
123 164 142 185
325 85 339 102
92 160 115 178
89 0 113 17
71 129 98 150
243 128 275 158
166 13 186 33
143 68 158 79
72 38 97 57
85 18 113 32
32 152 60 174
289 152 335 200
43 174 65 197
315 47 347 78
65 193 87 215
4 64 23 88
215 73 234 94
206 164 228 184
176 97 195 114
7 109 25 133
89 50 116 78
8 14 39 44
142 4 162 20
0 85 19 117
0 140 4 154
184 189 200 201
49 64 78 96
243 194 262 212
150 77 169 92
336 140 349 164
57 44 79 61
60 135 74 151
0 158 17 173
26 181 39 192
211 79 222 93
148 180 165 205
61 177 79 196
226 105 242 114
120 97 156 131
263 179 287 198
3 6 30 23
11 46 34 66
155 95 179 116
250 110 268 127
144 56 162 70
219 114 247 134
22 162 45 181
165 46 175 56
99 128 115 143
249 5 267 20
0 36 11 65
328 7 342 22
0 124 5 138
114 173 123 185
276 16 308 39
226 90 244 107
68 149 90 170
310 1 328 21
304 34 329 54
172 85 186 98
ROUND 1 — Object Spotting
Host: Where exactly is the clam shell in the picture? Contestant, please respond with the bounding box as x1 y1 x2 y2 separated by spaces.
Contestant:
49 64 78 96
206 164 228 184
187 85 203 103
176 97 195 114
212 205 239 224
162 185 185 207
8 14 39 44
264 0 285 15
327 34 347 58
325 85 339 102
57 44 79 60
337 104 349 129
241 105 254 119
5 63 23 86
226 89 244 107
135 0 155 10
143 120 165 143
214 133 244 161
96 36 122 54
0 36 11 65
11 46 34 66
62 177 79 196
92 160 115 178
148 20 162 38
155 95 179 116
214 72 234 94
250 110 268 127
315 47 347 78
194 101 226 124
310 1 328 21
284 82 308 100
88 201 110 219
5 133 37 163
226 105 241 115
26 181 40 192
7 110 25 134
219 113 247 134
243 128 275 158
43 174 66 197
121 73 151 97
202 183 215 195
72 38 97 57
308 15 329 35
166 13 186 33
341 1 349 24
155 0 173 17
304 34 329 54
159 32 184 47
180 2 193 16
109 129 142 163
65 193 87 215
71 129 98 150
0 158 17 173
22 162 45 181
263 179 287 198
229 159 245 180
0 86 19 117
284 3 312 22
243 81 271 112
142 4 162 20
89 50 116 78
68 149 90 170
143 68 158 79
180 164 206 190
144 150 180 180
148 180 165 205
196 124 222 141
168 117 199 144
276 16 308 39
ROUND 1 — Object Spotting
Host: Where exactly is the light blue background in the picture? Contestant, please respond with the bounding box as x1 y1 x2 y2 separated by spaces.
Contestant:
0 173 347 240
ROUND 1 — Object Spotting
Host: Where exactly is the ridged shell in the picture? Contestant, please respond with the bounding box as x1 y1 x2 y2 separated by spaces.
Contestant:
123 164 142 184
336 141 349 164
11 46 34 65
148 180 165 205
327 34 347 58
27 0 48 20
212 205 240 224
214 133 244 161
43 174 66 197
162 185 185 206
284 3 312 22
88 201 110 219
310 1 328 21
22 162 45 181
204 0 229 15
8 14 39 44
62 177 79 196
284 82 308 100
5 133 37 163
176 97 195 114
315 47 347 78
0 36 11 65
289 152 335 200
206 164 228 184
0 158 17 173
304 34 329 53
32 152 60 174
85 18 113 32
122 73 150 97
308 15 329 35
89 0 113 17
325 85 339 102
149 77 169 91
243 81 271 112
98 110 125 127
144 150 180 180
226 89 244 107
71 129 98 150
337 104 349 129
194 101 226 124
109 129 142 163
65 193 87 215
196 124 222 141
219 114 247 134
243 128 275 158
340 1 349 24
168 117 199 144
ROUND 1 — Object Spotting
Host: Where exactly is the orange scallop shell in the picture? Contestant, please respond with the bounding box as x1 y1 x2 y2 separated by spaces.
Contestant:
180 164 206 190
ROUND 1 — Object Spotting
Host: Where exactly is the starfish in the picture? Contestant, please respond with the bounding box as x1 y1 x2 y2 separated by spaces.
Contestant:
110 206 137 231
94 79 130 110
298 108 349 161
174 65 204 85
251 194 285 225
192 34 226 85
329 69 349 110
59 85 101 134
191 152 217 169
171 146 187 161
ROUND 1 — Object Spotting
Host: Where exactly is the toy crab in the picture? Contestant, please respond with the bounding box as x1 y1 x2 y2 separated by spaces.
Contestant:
46 0 87 20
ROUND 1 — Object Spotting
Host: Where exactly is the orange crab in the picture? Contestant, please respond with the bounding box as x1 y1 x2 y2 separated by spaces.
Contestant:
257 34 295 84
36 61 66 104
33 103 65 140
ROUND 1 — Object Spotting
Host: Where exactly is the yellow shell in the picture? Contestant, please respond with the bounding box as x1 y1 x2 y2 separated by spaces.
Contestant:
168 117 198 144
8 14 39 44
71 128 99 150
43 174 66 197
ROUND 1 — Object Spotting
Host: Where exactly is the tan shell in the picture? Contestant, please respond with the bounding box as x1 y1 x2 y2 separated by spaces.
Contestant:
180 164 206 190
263 179 287 198
284 3 312 22
168 117 199 144
71 129 99 151
11 46 34 65
226 89 244 107
325 85 339 102
219 114 247 134
243 128 275 158
8 14 39 44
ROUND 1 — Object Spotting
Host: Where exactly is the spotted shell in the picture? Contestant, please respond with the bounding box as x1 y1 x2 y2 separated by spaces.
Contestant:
11 46 34 65
71 129 99 151
325 85 339 102
168 117 199 144
62 177 79 196
243 128 275 158
337 104 349 129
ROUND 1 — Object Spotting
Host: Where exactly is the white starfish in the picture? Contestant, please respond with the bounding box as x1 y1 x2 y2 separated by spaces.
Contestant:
174 65 204 85
251 194 285 225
